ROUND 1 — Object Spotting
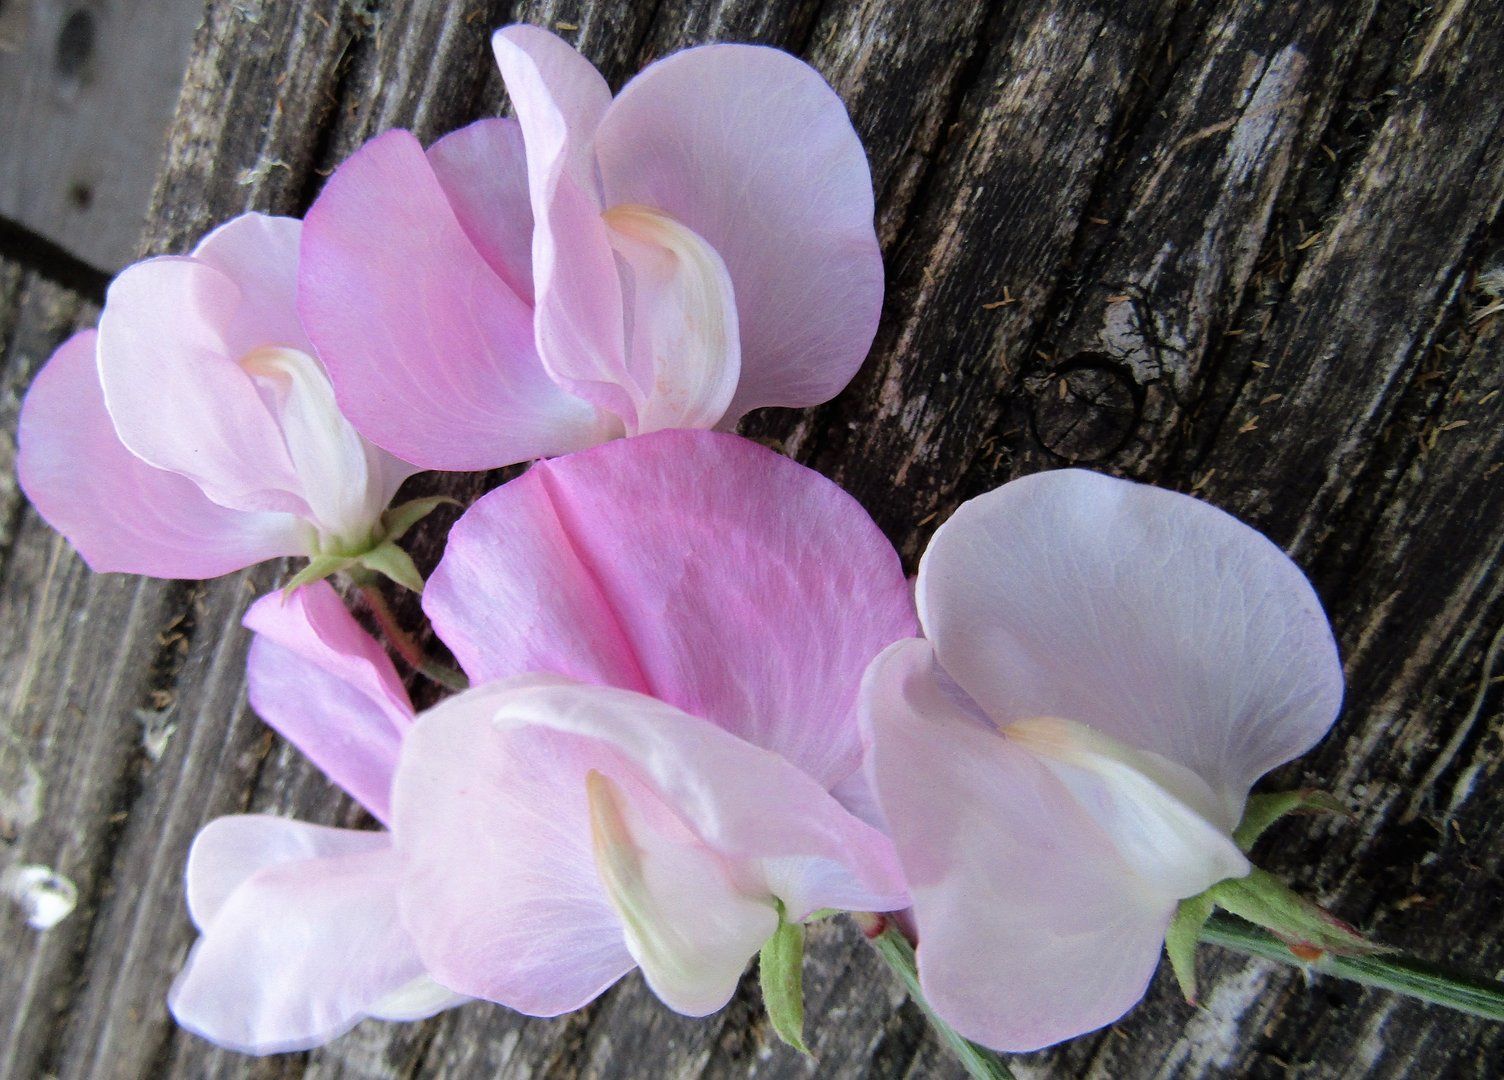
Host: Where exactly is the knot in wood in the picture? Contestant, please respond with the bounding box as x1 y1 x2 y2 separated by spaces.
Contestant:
1028 353 1140 463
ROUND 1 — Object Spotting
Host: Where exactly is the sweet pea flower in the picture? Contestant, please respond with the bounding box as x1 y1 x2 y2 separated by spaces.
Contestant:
388 430 914 1016
170 583 463 1054
861 469 1345 1052
16 214 418 580
300 26 883 470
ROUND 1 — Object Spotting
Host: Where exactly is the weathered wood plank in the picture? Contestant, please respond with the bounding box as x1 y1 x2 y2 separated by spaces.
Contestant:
1 0 1501 1077
0 0 206 272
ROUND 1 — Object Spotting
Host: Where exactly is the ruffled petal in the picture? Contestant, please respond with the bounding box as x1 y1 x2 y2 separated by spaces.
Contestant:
96 256 308 514
426 118 536 303
392 676 905 1016
594 44 882 421
16 331 305 578
861 639 1175 1052
916 469 1344 819
493 24 637 426
243 582 413 824
300 128 608 470
424 429 917 788
171 819 434 1055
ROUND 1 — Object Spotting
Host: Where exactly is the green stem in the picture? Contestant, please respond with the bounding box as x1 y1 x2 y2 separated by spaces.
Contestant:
1200 912 1504 1021
857 914 1015 1080
356 584 469 692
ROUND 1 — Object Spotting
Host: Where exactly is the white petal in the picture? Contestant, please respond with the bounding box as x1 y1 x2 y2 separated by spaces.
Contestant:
916 468 1344 818
602 204 741 433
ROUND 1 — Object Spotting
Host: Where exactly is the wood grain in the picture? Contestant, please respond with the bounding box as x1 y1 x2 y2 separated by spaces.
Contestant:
1 1 1501 1077
0 0 206 273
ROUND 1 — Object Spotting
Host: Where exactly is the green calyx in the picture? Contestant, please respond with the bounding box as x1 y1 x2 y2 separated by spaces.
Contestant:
1167 789 1383 1004
759 901 811 1055
285 496 458 595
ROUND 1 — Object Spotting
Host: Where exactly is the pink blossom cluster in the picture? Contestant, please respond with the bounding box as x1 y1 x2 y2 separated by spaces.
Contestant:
15 25 1344 1061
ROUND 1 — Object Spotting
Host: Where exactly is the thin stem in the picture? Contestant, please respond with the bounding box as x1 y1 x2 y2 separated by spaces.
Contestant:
856 914 1015 1080
356 584 469 692
1200 912 1504 1021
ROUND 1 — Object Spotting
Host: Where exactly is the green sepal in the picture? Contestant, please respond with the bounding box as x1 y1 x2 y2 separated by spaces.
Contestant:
381 496 460 545
1233 790 1351 851
356 541 425 593
759 902 810 1055
283 553 358 595
803 908 842 923
1167 891 1217 1004
1207 868 1389 960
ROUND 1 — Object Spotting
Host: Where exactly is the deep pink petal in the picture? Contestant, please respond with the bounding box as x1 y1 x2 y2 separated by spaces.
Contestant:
171 818 434 1055
392 676 905 1015
96 256 309 514
862 639 1174 1052
300 128 608 470
16 331 305 578
917 468 1345 820
493 25 637 426
424 429 917 788
244 582 413 824
426 118 536 303
594 44 882 421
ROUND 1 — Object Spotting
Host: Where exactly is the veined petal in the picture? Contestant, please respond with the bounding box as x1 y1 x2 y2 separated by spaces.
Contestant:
594 43 882 421
424 430 917 789
300 128 609 471
171 818 437 1055
244 583 413 824
861 639 1174 1052
493 25 638 427
97 256 307 515
392 676 906 1016
16 331 306 578
427 118 536 303
1007 717 1249 899
603 204 740 433
916 468 1344 818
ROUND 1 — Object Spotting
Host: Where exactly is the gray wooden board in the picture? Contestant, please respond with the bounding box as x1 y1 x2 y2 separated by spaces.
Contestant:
0 0 209 275
1 0 1502 1077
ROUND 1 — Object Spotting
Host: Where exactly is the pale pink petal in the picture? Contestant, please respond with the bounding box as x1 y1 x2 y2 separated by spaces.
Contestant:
424 429 917 788
426 118 536 303
594 44 882 420
16 331 305 578
917 469 1344 821
171 819 433 1055
190 213 311 356
244 582 413 824
392 677 905 1016
493 25 637 426
96 255 310 515
393 684 635 1016
861 639 1175 1052
300 128 608 470
182 815 389 929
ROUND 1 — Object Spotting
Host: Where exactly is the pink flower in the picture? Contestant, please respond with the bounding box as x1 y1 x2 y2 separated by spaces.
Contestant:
169 583 463 1054
300 26 883 470
17 214 416 579
389 430 915 1015
860 469 1345 1051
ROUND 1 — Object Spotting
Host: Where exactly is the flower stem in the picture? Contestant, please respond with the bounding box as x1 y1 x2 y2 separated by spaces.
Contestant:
856 913 1015 1080
356 584 469 692
1199 912 1504 1020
